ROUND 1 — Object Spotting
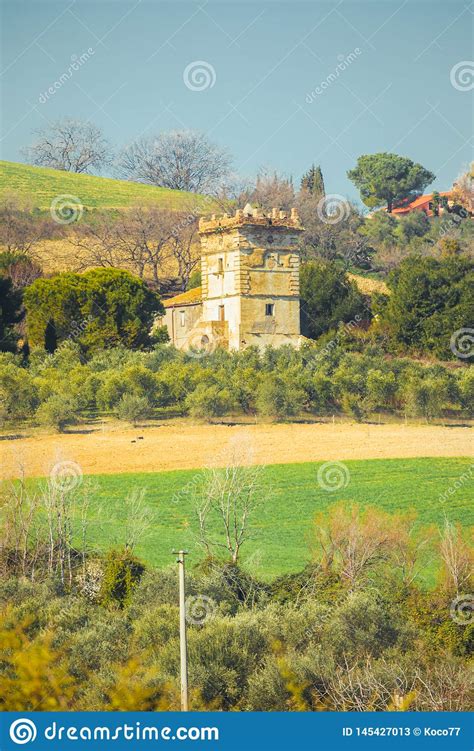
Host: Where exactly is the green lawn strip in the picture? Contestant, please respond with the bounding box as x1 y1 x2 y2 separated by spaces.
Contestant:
16 456 472 581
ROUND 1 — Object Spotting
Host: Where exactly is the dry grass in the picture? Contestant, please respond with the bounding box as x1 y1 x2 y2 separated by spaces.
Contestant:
1 420 471 480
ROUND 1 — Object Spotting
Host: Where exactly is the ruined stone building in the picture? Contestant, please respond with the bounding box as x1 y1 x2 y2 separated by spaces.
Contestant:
162 205 304 352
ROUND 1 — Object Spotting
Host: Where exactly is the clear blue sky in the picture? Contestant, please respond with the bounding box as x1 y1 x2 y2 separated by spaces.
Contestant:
1 0 472 203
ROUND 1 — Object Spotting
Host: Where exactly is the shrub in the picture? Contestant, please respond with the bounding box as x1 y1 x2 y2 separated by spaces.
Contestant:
35 393 80 432
256 373 305 418
116 393 153 425
185 383 235 419
99 547 146 609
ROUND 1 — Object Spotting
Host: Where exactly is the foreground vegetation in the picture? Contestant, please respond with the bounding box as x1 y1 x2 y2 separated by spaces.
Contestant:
1 483 472 711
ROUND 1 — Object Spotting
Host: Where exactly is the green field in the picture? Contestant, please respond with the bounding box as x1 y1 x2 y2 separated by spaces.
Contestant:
48 457 473 581
0 160 207 211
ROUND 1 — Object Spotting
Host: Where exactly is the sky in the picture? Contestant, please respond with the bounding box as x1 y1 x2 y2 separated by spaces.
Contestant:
1 0 473 204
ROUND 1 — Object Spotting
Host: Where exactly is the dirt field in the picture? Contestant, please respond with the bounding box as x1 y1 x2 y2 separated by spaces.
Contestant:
0 421 472 480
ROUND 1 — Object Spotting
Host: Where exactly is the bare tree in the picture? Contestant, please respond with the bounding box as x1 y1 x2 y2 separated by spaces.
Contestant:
249 168 295 210
313 503 411 589
438 518 473 593
169 216 200 290
75 204 200 288
0 194 51 257
22 118 112 174
116 130 231 193
195 462 264 565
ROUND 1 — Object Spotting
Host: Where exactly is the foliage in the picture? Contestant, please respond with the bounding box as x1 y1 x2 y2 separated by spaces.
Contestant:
300 261 367 339
99 547 146 609
347 153 435 212
0 277 22 352
0 498 472 712
300 164 325 197
24 268 163 354
35 393 80 432
380 254 474 358
116 393 153 425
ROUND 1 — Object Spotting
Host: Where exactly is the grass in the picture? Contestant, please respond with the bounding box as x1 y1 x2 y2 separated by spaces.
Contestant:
0 160 208 211
33 456 472 582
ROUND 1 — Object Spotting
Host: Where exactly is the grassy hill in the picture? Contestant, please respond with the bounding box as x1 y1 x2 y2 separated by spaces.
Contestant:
0 160 206 211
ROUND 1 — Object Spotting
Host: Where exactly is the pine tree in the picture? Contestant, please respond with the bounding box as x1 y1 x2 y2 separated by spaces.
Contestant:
301 164 325 197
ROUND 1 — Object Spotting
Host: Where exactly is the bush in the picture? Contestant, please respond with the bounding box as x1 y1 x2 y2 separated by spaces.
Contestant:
116 393 153 425
256 373 305 418
185 383 235 419
99 548 146 609
35 393 80 432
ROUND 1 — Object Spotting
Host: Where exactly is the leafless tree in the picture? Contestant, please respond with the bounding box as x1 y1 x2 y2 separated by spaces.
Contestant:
74 205 171 281
169 217 200 290
122 488 153 553
438 518 473 593
195 462 265 565
0 194 51 258
75 204 200 288
313 503 412 590
116 130 231 193
249 168 295 210
22 118 112 174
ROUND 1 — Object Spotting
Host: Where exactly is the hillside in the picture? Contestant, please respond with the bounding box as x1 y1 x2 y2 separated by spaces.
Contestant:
0 160 206 211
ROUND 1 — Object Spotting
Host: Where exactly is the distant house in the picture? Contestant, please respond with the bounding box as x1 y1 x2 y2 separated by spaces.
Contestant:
390 191 453 217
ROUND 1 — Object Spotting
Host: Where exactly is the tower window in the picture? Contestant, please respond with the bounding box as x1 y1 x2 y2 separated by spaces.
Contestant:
265 303 275 316
179 310 186 327
217 257 224 274
218 305 225 321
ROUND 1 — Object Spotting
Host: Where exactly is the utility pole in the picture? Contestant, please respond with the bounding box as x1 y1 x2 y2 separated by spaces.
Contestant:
173 549 189 711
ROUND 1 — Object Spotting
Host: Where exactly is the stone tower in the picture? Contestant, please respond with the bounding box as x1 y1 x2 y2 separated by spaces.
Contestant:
197 205 304 350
